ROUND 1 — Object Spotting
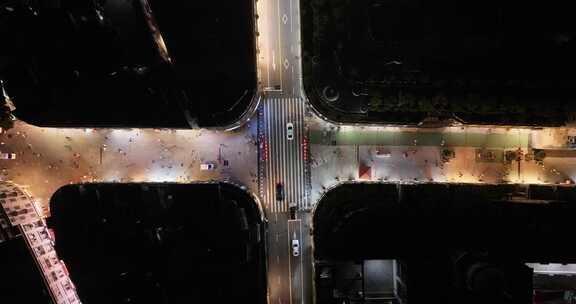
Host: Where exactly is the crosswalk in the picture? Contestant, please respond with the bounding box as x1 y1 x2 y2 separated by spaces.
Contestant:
260 96 308 213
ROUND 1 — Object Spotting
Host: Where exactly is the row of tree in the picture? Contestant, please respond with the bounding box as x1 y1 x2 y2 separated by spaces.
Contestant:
0 81 14 131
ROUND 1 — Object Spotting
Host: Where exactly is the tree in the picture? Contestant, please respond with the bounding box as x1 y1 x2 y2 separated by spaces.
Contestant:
0 104 14 131
0 82 15 131
368 96 382 111
534 150 546 162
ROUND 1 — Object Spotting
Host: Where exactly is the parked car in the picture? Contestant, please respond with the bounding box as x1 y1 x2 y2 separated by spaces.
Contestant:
286 122 294 140
0 152 16 160
374 148 391 158
200 163 215 170
276 183 284 201
291 239 300 257
568 136 576 148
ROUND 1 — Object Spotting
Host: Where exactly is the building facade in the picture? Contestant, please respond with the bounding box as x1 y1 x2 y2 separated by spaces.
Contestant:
0 181 81 304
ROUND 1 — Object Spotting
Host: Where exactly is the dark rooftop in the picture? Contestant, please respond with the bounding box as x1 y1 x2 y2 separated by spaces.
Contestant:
0 1 256 128
48 182 265 304
314 183 576 261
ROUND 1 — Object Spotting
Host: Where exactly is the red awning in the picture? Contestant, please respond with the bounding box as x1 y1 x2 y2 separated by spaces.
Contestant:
359 163 371 180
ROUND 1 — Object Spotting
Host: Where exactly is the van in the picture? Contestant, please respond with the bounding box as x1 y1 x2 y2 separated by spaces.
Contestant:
0 152 16 160
200 163 215 170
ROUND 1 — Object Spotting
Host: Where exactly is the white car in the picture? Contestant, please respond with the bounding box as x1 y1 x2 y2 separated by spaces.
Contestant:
200 163 215 170
286 123 294 140
291 239 300 257
374 148 391 158
0 152 16 160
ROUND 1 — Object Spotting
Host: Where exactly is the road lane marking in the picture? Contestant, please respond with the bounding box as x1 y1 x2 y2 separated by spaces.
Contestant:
277 0 283 91
266 99 275 213
299 99 306 209
288 100 293 213
262 0 272 88
298 99 305 209
288 221 293 304
264 97 308 214
264 100 270 212
289 99 296 212
267 54 271 87
275 100 281 212
287 220 303 303
284 98 290 212
290 0 294 32
280 98 288 212
299 219 304 303
282 118 288 210
296 99 303 210
296 98 301 209
291 98 297 208
278 99 284 212
274 99 281 213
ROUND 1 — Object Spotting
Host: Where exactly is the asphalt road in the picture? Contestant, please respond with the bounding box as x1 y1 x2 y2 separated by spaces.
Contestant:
260 93 313 304
264 208 313 304
262 96 306 213
3 1 576 303
288 219 305 304
258 0 302 96
256 0 313 303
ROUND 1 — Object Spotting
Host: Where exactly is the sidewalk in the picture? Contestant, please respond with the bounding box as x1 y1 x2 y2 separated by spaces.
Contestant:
310 129 529 148
309 144 568 206
0 121 259 216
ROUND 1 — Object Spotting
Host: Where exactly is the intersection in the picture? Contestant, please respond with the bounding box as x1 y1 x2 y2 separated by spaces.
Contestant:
2 1 576 303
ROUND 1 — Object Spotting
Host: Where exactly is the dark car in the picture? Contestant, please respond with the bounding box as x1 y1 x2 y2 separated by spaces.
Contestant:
276 183 284 201
289 206 296 220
